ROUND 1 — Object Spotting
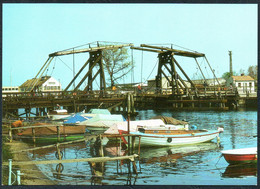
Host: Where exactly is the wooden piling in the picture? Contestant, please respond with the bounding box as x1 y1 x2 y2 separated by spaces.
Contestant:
132 161 138 174
9 126 12 143
32 128 36 143
57 126 60 142
99 136 104 157
138 136 141 156
56 143 62 160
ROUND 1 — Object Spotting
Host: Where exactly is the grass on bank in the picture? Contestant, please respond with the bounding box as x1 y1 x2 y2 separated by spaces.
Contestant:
2 136 18 185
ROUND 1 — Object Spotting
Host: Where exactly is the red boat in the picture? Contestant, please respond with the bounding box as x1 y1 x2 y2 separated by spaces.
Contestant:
221 147 257 164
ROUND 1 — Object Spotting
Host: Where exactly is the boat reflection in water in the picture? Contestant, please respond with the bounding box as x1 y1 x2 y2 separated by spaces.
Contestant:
139 142 221 167
222 164 257 178
104 142 221 168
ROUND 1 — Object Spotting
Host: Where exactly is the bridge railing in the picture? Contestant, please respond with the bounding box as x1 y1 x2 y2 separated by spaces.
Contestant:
2 86 237 100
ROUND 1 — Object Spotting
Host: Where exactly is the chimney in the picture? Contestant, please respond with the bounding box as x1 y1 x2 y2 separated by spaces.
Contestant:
229 51 233 76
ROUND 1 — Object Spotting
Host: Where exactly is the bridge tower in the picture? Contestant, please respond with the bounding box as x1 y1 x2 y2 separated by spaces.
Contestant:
131 44 219 95
25 42 133 93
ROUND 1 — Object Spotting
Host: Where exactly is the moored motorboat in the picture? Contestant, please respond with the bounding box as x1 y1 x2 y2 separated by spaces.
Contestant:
17 122 86 143
77 114 126 134
47 109 72 120
221 147 257 164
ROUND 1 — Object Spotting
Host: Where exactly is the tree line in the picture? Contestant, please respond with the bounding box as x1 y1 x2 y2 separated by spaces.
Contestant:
222 65 258 81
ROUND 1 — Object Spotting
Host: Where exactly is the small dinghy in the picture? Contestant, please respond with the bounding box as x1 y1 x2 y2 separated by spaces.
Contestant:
221 147 257 164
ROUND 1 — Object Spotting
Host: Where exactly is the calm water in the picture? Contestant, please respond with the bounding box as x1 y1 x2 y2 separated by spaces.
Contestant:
27 110 257 185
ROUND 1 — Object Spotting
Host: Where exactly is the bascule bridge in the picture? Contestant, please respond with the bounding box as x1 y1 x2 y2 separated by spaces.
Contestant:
2 42 239 120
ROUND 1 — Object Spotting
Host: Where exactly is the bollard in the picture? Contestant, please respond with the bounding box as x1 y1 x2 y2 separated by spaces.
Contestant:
17 170 21 185
8 159 12 185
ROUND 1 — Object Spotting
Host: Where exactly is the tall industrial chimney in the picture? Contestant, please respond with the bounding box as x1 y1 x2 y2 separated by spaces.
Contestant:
229 51 233 76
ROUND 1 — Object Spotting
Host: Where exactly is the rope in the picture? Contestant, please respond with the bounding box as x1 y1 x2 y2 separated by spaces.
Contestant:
131 48 134 84
50 57 57 76
144 59 158 84
141 49 143 85
58 57 73 72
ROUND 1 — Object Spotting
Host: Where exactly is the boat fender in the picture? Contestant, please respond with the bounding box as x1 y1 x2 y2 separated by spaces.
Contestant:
191 125 197 130
255 154 257 159
217 136 220 143
167 138 172 143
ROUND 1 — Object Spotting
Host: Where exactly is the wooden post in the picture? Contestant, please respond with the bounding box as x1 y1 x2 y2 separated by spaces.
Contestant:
57 126 60 142
138 136 141 156
99 136 104 157
9 126 12 143
116 137 118 156
132 136 136 154
73 99 76 113
56 143 62 160
63 125 66 141
132 161 138 174
191 95 194 108
32 128 36 143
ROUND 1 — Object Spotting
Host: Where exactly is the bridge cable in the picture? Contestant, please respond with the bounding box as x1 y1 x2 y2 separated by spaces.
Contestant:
131 48 134 84
141 48 143 85
50 57 57 76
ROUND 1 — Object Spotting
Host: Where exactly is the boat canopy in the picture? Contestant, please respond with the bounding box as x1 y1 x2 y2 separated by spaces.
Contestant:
63 113 91 125
88 109 111 115
77 114 125 125
104 119 165 134
151 116 188 125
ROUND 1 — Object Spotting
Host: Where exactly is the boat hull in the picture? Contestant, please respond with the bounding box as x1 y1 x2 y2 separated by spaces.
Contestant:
86 126 108 134
131 130 220 146
20 134 84 143
221 147 257 164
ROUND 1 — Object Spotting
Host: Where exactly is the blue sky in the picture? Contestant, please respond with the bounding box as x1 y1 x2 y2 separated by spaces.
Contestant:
3 4 257 90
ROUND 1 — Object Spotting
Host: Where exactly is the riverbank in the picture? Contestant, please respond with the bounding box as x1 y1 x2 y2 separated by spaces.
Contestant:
4 140 57 185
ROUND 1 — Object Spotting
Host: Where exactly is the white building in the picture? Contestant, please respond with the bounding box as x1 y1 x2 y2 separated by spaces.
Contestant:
2 86 19 97
20 76 62 92
192 78 226 86
147 77 189 93
226 75 255 94
147 77 225 91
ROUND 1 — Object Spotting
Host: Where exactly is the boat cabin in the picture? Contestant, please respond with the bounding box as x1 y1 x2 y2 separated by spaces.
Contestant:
49 109 68 115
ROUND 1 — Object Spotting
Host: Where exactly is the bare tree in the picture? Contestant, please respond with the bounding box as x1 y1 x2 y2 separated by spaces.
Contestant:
102 48 132 88
247 65 257 80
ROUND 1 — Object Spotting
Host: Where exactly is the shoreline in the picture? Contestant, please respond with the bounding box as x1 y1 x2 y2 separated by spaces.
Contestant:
4 140 57 185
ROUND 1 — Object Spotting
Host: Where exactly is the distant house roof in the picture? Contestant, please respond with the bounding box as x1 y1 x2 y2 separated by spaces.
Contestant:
231 75 254 81
20 76 51 88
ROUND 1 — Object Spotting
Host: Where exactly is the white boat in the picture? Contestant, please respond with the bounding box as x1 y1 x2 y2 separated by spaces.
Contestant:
76 114 125 134
130 127 223 146
105 119 223 146
47 109 72 120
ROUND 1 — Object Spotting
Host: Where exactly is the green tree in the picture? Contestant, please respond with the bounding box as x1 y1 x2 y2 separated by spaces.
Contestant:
102 48 133 88
247 65 257 80
222 71 237 80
